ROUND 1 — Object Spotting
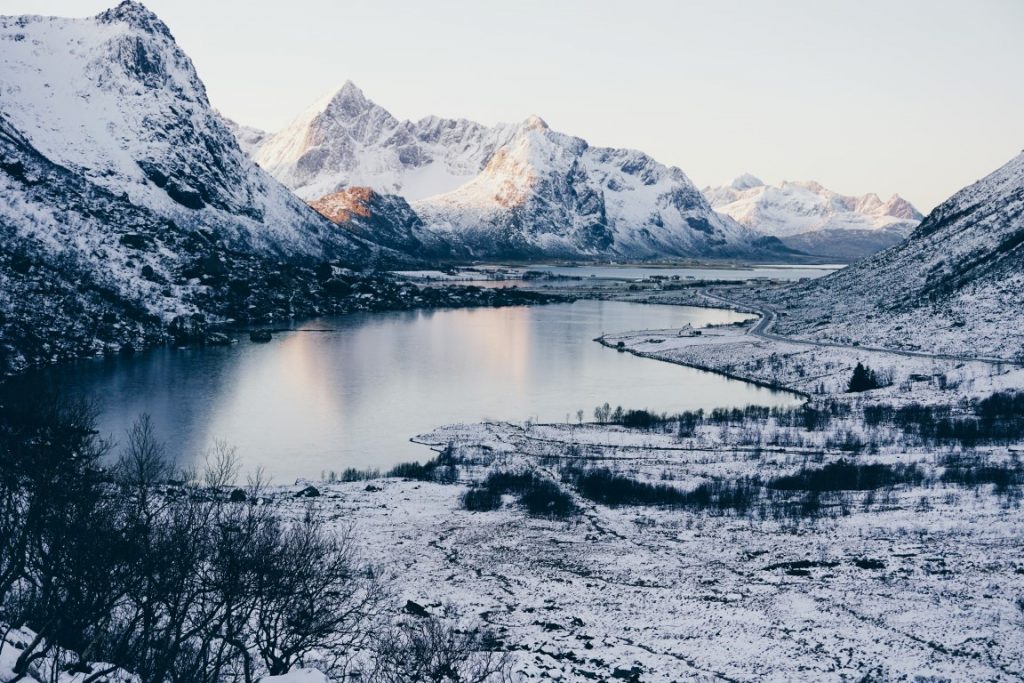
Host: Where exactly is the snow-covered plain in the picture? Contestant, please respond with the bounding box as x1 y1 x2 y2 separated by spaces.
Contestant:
242 417 1024 681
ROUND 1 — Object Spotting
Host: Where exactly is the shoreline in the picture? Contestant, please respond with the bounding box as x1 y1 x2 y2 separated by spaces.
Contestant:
594 332 810 400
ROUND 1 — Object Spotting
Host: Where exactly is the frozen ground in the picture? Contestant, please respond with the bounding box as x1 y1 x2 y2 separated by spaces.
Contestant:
254 414 1024 681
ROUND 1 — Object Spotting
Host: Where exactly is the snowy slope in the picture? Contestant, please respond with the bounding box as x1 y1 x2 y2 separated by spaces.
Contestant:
221 115 268 158
250 86 793 260
0 1 364 258
254 82 517 202
767 151 1024 358
705 176 921 260
415 117 785 259
0 1 383 373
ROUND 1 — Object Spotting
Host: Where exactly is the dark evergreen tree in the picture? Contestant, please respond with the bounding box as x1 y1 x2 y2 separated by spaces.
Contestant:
848 362 880 393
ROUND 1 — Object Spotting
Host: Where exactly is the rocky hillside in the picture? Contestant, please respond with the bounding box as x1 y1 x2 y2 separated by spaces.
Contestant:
415 117 788 260
0 2 391 373
706 176 922 261
308 187 459 258
254 82 518 202
767 152 1024 359
249 85 794 261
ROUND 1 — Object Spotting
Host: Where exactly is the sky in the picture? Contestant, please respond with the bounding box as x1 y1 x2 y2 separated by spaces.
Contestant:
3 0 1023 211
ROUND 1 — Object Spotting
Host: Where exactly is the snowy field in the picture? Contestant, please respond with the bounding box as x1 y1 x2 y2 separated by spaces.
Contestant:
248 414 1024 681
4 291 1021 682
600 319 1024 406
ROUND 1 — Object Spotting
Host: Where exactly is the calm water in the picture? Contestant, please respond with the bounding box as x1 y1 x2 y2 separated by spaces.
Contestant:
398 264 843 288
535 263 844 282
30 301 801 482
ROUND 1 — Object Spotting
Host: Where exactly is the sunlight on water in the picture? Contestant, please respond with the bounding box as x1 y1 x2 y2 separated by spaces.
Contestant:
33 302 802 482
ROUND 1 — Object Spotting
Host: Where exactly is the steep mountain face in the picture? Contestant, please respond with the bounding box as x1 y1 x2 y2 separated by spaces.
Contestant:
705 176 922 260
415 117 784 259
255 82 517 202
767 152 1024 359
0 1 360 258
0 1 383 373
221 116 268 158
251 88 790 260
309 187 459 258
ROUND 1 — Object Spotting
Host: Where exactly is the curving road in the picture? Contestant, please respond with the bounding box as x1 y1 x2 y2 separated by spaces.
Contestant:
699 290 1018 367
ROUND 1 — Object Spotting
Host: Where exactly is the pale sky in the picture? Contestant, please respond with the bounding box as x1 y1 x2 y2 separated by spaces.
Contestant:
4 0 1023 210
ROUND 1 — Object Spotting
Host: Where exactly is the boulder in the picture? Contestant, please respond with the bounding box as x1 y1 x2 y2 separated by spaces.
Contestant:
404 600 429 617
169 314 207 344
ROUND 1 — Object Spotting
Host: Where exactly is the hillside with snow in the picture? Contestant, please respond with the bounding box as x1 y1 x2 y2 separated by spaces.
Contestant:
308 187 459 258
414 117 788 259
705 176 922 260
254 81 518 203
0 1 382 372
250 87 792 260
766 152 1024 358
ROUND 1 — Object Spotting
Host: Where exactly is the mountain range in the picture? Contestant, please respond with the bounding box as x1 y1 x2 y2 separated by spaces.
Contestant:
246 84 794 261
704 176 923 261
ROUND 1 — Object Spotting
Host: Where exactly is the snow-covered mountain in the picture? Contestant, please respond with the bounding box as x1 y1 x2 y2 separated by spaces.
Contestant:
250 87 791 260
414 117 782 259
254 82 518 203
0 2 366 258
768 152 1024 358
308 187 459 258
705 176 922 261
222 116 268 158
0 1 381 372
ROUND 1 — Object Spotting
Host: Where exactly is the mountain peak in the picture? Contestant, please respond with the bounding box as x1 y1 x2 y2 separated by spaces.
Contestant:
882 194 924 221
522 115 549 131
96 1 172 38
325 80 369 110
730 173 764 190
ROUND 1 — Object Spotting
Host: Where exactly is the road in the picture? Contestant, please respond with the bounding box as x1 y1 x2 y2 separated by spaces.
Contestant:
699 290 1017 367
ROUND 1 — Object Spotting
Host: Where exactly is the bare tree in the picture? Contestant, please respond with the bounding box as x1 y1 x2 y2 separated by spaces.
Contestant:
203 440 240 491
249 510 387 677
371 614 510 683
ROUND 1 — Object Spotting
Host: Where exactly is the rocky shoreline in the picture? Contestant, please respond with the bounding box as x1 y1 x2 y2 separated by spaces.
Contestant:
0 270 567 377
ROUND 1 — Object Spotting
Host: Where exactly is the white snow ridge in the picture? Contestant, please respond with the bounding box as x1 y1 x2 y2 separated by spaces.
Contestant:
248 84 794 260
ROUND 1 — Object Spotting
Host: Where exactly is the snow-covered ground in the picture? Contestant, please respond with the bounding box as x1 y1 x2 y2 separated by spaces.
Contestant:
240 292 1023 681
601 317 1024 406
247 413 1024 681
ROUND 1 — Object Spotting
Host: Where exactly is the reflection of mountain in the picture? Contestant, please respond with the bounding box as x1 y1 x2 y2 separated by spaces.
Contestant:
199 334 348 474
28 303 799 479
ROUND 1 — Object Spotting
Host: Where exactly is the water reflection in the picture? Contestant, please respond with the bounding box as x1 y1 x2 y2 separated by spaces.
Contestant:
28 302 802 481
